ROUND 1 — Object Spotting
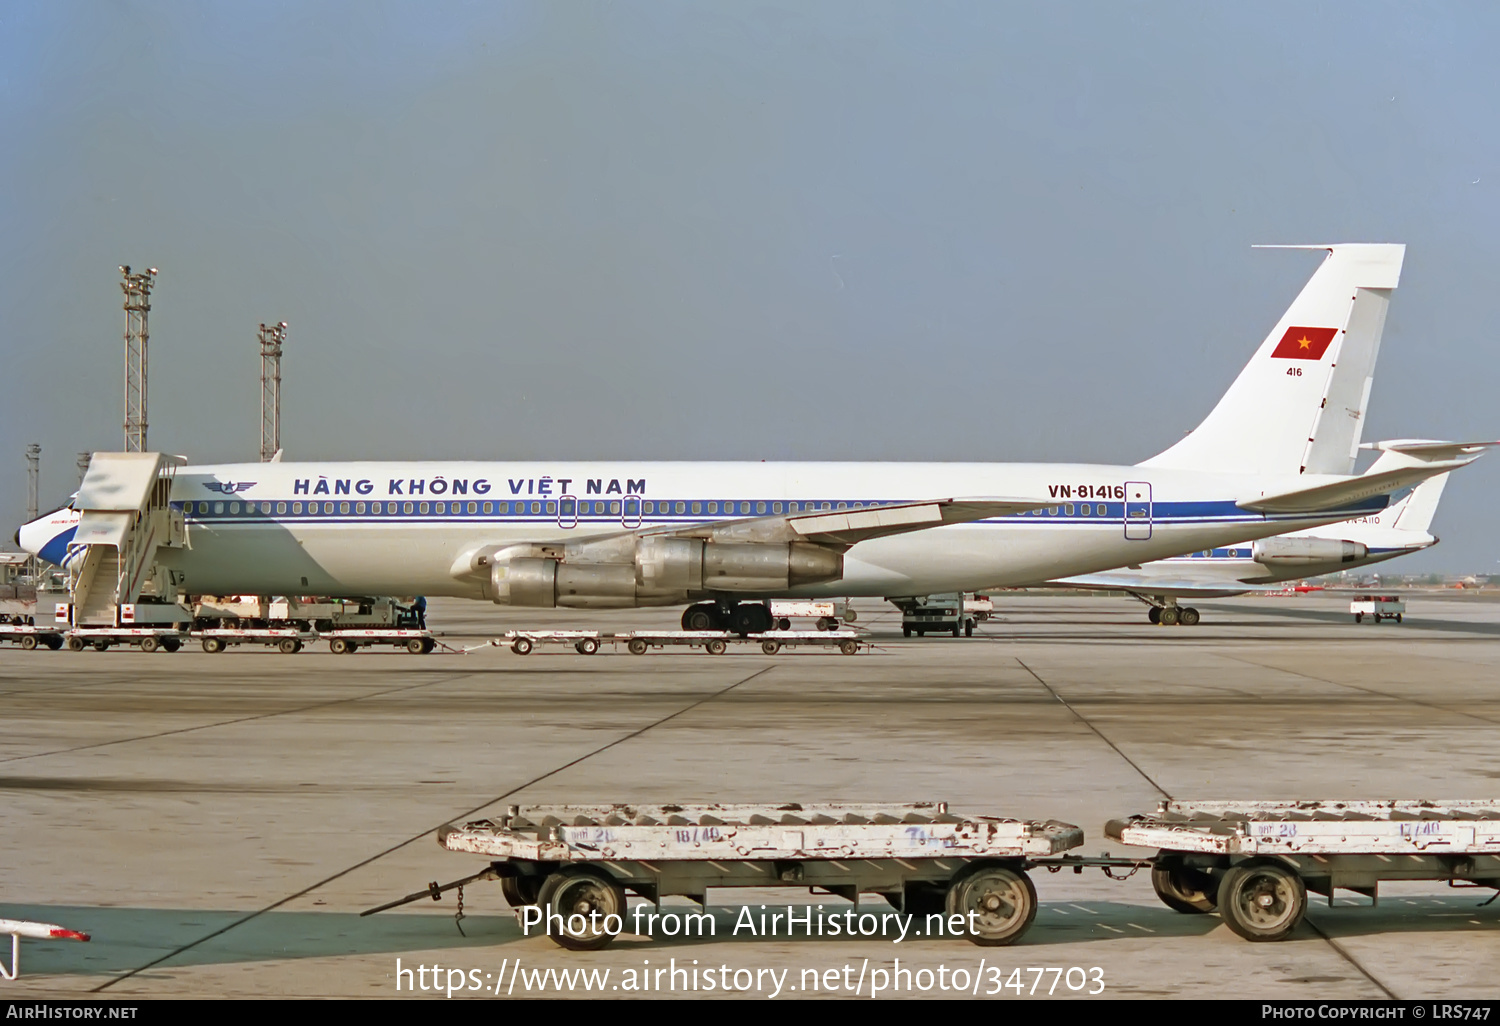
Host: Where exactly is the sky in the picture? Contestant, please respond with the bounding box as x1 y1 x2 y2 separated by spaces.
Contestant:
2 1 1498 572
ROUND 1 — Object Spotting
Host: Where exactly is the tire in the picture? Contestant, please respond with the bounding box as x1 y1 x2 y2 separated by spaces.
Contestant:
1151 858 1217 914
682 605 717 631
1147 606 1161 624
627 639 648 655
281 638 302 654
45 637 63 650
965 620 974 637
945 865 1037 946
535 869 626 951
421 637 437 654
67 636 86 652
777 618 791 631
903 627 911 637
19 635 37 651
1395 614 1402 623
951 626 960 638
705 639 727 655
500 873 544 909
140 636 160 653
1179 607 1201 626
1217 861 1306 942
405 638 425 654
1354 613 1363 623
93 641 110 652
839 639 858 655
577 637 600 655
1158 606 1180 626
161 638 181 653
511 637 533 655
202 637 225 653
329 637 351 655
761 640 781 655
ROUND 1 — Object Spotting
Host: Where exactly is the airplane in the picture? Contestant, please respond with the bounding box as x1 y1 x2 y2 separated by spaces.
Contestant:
16 244 1491 634
1039 466 1456 624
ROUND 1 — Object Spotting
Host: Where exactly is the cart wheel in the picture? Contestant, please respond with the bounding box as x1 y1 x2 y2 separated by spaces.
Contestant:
328 637 350 655
1395 613 1402 623
1217 861 1306 942
511 637 533 655
500 873 544 909
140 636 160 653
161 638 180 653
19 635 37 651
1179 607 1201 626
67 636 86 652
761 639 781 655
202 637 225 653
576 637 600 655
280 638 302 654
45 636 63 650
627 639 648 655
407 638 426 654
816 617 832 631
777 618 791 631
1159 606 1180 626
535 868 626 951
1151 858 1217 913
1354 613 1363 623
903 627 911 637
705 639 727 655
946 865 1037 946
839 639 858 655
421 637 436 654
93 641 110 651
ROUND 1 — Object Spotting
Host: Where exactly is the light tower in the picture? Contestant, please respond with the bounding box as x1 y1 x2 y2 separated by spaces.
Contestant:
25 444 40 576
120 266 157 452
258 321 287 462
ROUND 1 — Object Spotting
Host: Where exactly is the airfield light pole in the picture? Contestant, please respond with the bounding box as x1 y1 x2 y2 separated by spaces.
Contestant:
258 321 287 462
25 444 40 577
120 266 157 453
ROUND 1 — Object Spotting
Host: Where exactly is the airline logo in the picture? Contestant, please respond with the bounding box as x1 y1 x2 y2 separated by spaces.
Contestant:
1270 326 1338 360
204 481 256 494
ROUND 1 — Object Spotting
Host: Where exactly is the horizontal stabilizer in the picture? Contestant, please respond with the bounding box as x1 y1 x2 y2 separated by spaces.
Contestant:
1237 460 1472 514
1359 439 1500 462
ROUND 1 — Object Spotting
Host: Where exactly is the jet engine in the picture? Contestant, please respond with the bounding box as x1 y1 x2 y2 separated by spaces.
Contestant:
1251 537 1368 566
486 538 843 608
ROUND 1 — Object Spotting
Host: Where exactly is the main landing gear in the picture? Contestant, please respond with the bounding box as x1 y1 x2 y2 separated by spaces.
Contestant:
681 602 773 635
1143 600 1200 627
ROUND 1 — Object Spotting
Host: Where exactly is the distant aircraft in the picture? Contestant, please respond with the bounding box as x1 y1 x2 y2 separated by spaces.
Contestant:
1041 469 1455 624
15 245 1490 633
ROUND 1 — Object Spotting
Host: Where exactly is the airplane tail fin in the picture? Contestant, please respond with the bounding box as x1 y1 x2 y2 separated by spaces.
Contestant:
1141 244 1405 477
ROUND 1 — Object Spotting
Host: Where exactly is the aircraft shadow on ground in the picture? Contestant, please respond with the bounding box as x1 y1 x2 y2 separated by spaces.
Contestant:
1216 603 1500 637
4 897 1495 977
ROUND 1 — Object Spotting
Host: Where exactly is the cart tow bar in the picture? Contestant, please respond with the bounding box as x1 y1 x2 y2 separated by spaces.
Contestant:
360 865 502 929
1033 853 1154 881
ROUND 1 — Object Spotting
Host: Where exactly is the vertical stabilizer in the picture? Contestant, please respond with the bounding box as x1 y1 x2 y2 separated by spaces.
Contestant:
1141 244 1405 476
1391 472 1450 533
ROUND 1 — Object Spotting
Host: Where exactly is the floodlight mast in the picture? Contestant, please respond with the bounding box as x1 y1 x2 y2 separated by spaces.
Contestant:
259 321 287 462
120 266 157 452
25 444 40 577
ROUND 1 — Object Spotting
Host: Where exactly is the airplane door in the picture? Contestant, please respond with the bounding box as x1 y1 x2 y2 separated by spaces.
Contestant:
558 496 578 529
622 495 642 529
1124 482 1152 540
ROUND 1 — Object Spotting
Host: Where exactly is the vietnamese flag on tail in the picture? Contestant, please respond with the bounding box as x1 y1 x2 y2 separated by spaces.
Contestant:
1270 326 1338 360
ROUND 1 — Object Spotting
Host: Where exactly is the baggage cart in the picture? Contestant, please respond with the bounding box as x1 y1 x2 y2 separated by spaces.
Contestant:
1350 595 1404 623
496 629 865 657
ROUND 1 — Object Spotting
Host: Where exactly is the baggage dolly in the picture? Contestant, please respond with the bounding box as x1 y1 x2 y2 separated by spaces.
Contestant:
1107 799 1500 941
0 622 64 651
321 628 439 655
192 626 319 654
365 802 1084 950
497 629 865 657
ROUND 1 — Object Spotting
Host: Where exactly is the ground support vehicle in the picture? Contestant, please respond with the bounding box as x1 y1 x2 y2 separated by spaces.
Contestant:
1107 799 1500 942
497 629 865 656
1351 595 1405 623
0 622 64 650
193 626 320 654
322 628 438 654
897 593 974 637
365 802 1084 950
61 626 188 653
766 599 855 632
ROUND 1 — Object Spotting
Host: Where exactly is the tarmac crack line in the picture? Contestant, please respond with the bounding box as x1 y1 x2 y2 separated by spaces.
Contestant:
1220 654 1500 727
0 671 484 766
91 664 775 993
1302 917 1400 1000
1015 657 1172 800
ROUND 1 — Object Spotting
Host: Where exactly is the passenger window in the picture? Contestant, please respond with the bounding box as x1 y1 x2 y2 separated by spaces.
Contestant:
355 502 365 514
418 502 429 514
675 502 685 514
773 502 783 513
482 502 492 514
292 502 302 514
276 502 286 514
229 502 240 514
547 501 557 514
1064 503 1074 516
789 502 799 512
708 502 718 514
403 502 413 514
1049 506 1058 515
757 502 767 514
610 501 620 514
339 501 350 514
643 501 654 514
836 502 846 510
821 502 831 511
692 502 701 514
214 502 224 514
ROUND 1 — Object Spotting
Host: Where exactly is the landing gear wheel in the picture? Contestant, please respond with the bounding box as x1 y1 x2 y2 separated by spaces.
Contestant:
1217 861 1306 941
93 641 110 651
951 626 961 638
903 627 912 637
728 604 770 635
202 637 225 653
45 637 63 650
761 640 781 655
946 865 1037 946
140 636 160 653
839 640 859 655
500 873 544 909
1151 858 1217 914
777 618 791 631
281 638 303 654
704 639 727 655
67 636 86 652
1158 606 1180 626
1147 606 1161 624
816 617 833 631
1179 607 1201 626
160 638 180 653
535 868 626 951
511 637 534 655
575 638 600 655
19 635 37 651
627 639 648 655
965 620 975 637
682 604 717 631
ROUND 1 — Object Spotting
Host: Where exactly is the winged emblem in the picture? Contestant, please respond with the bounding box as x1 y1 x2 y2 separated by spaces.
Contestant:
204 481 256 495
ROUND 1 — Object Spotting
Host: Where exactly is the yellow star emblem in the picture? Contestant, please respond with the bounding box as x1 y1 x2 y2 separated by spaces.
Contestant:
1297 336 1312 349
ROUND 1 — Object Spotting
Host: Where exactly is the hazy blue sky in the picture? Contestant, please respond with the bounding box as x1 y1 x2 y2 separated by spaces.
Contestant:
3 1 1497 571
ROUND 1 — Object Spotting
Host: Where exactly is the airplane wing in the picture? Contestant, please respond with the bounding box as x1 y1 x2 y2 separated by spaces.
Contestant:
645 497 1050 548
1047 571 1283 599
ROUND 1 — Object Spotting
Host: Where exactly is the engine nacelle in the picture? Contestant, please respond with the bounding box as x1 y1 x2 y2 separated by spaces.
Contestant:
488 539 843 607
1252 538 1368 566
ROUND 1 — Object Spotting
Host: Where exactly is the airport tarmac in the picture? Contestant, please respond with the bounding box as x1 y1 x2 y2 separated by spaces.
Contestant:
2 591 1498 1000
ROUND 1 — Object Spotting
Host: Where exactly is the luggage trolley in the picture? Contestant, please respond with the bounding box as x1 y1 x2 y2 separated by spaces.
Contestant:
1107 799 1500 941
365 802 1084 949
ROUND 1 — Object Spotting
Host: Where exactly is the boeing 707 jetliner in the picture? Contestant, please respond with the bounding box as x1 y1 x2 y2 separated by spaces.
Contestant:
18 244 1491 633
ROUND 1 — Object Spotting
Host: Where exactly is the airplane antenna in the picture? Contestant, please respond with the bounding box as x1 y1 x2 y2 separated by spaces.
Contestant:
259 321 287 462
120 265 157 452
